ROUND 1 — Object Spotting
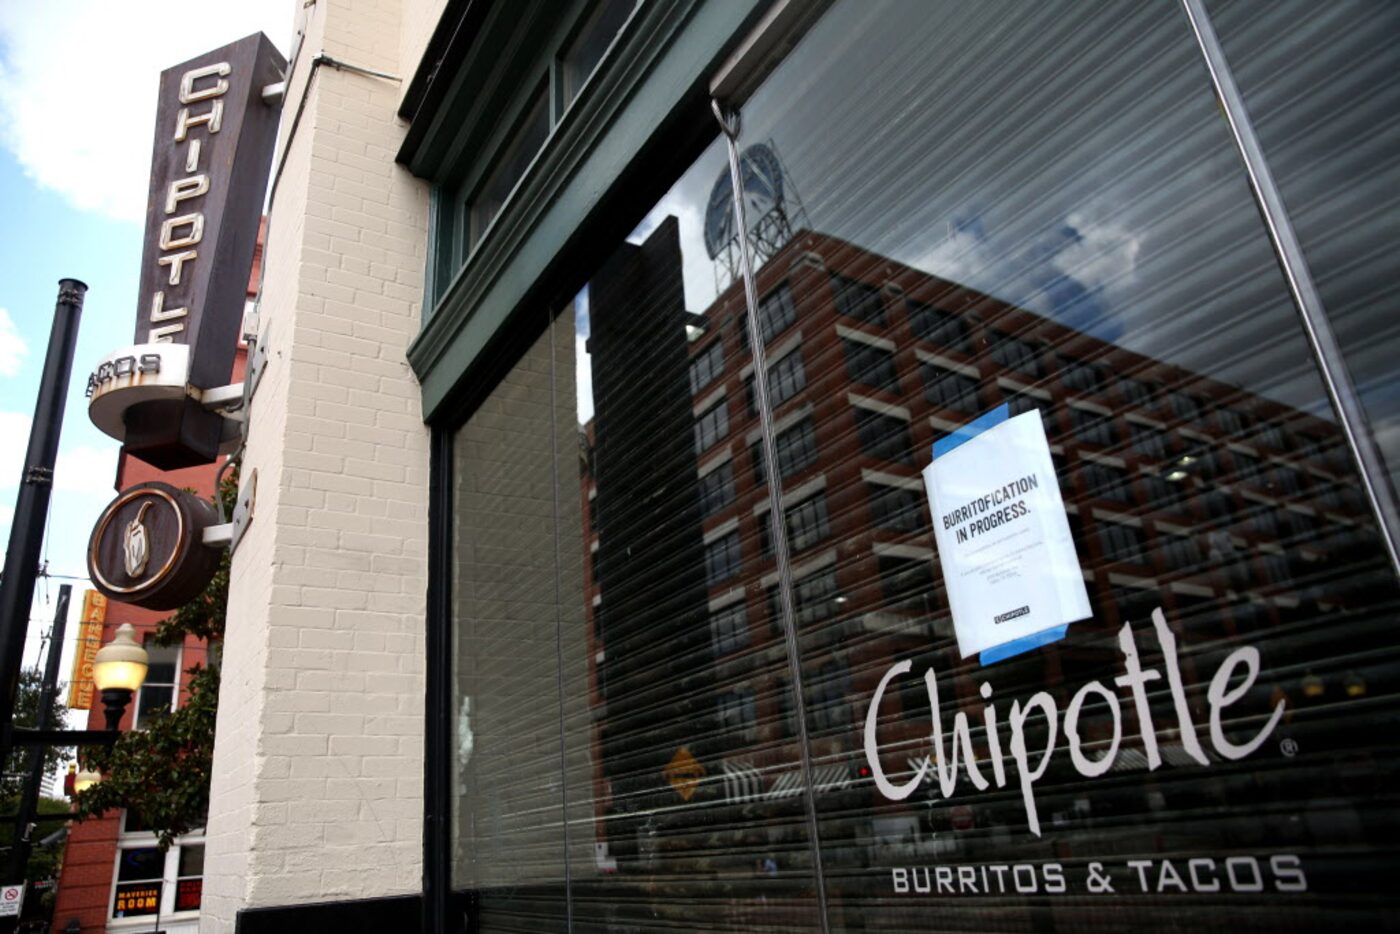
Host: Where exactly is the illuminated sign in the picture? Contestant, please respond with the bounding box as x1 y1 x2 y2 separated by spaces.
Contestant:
176 878 202 912
113 882 161 917
66 590 107 710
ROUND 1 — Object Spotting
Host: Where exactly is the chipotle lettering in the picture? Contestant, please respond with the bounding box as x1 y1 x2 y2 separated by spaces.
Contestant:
864 607 1286 836
125 33 284 468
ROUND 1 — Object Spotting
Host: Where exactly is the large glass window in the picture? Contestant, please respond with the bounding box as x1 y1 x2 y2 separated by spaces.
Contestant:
767 347 807 407
704 530 743 585
784 494 830 554
688 339 724 394
710 602 750 656
698 460 735 517
726 0 1399 927
692 398 729 453
112 847 163 919
451 135 823 929
867 482 925 533
111 819 203 920
842 338 900 393
1207 0 1400 495
922 364 980 414
444 0 1400 928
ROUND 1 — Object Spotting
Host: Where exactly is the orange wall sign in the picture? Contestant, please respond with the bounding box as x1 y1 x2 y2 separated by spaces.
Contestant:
67 590 107 710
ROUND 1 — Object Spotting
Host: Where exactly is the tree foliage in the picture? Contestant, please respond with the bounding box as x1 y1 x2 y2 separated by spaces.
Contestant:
0 671 71 889
0 670 71 886
152 540 228 648
73 665 218 849
0 795 72 882
1 668 71 798
72 471 234 850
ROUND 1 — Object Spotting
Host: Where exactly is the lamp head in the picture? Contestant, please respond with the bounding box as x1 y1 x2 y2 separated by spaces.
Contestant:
92 623 149 693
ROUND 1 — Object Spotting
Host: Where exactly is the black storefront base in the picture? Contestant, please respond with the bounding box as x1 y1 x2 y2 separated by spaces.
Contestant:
235 894 422 933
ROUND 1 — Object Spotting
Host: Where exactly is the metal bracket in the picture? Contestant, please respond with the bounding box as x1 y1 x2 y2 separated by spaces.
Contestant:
247 317 271 402
262 81 287 104
201 468 256 553
242 303 260 344
22 466 53 487
231 468 257 552
197 383 246 411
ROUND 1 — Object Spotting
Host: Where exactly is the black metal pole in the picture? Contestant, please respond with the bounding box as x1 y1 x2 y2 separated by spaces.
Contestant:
5 584 71 893
0 281 85 777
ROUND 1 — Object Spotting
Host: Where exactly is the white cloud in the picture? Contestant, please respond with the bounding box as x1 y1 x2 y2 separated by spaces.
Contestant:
629 145 730 313
0 1 292 223
575 333 594 425
907 204 1142 333
55 443 119 496
0 308 24 376
0 410 28 489
0 412 118 548
0 414 116 496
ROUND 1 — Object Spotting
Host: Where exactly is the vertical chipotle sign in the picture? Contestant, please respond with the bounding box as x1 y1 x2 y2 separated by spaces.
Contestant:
120 33 285 468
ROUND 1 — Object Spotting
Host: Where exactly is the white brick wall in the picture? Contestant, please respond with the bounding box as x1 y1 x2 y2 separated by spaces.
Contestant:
203 0 432 928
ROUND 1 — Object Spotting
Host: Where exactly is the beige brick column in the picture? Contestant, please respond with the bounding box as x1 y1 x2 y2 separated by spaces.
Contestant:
202 0 441 927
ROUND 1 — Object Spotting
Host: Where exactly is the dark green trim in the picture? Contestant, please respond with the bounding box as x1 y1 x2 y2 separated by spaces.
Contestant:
399 0 588 184
406 0 768 422
396 0 483 123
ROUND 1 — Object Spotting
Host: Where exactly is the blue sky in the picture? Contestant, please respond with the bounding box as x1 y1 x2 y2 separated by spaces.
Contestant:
0 1 289 705
0 148 138 667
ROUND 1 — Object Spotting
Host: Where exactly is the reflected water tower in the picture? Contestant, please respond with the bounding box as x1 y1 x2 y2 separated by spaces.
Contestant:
704 142 808 290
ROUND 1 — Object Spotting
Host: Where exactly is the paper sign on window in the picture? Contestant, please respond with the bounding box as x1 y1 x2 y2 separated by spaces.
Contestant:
923 405 1091 663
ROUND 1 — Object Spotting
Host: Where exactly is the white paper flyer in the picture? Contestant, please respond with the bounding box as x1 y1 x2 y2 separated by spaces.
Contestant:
922 406 1091 661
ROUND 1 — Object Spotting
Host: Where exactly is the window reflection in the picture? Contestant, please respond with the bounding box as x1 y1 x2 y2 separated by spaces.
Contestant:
559 0 637 109
1208 0 1400 495
449 0 1400 928
467 85 549 252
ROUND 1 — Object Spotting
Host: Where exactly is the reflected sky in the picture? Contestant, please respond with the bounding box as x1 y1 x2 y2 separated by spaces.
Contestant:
568 0 1400 511
736 0 1329 413
576 1 1364 435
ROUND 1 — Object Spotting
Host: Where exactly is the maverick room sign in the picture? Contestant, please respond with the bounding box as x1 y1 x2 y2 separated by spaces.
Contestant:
92 33 284 469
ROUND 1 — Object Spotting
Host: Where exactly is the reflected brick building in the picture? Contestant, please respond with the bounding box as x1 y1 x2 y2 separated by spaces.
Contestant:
578 223 1391 899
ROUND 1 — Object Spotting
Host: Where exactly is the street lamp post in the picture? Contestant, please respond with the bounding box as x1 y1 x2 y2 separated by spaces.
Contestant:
92 625 149 732
71 770 101 794
0 281 86 766
1 624 146 932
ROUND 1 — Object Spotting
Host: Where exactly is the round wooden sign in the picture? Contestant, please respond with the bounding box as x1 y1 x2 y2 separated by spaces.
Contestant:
87 481 221 609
